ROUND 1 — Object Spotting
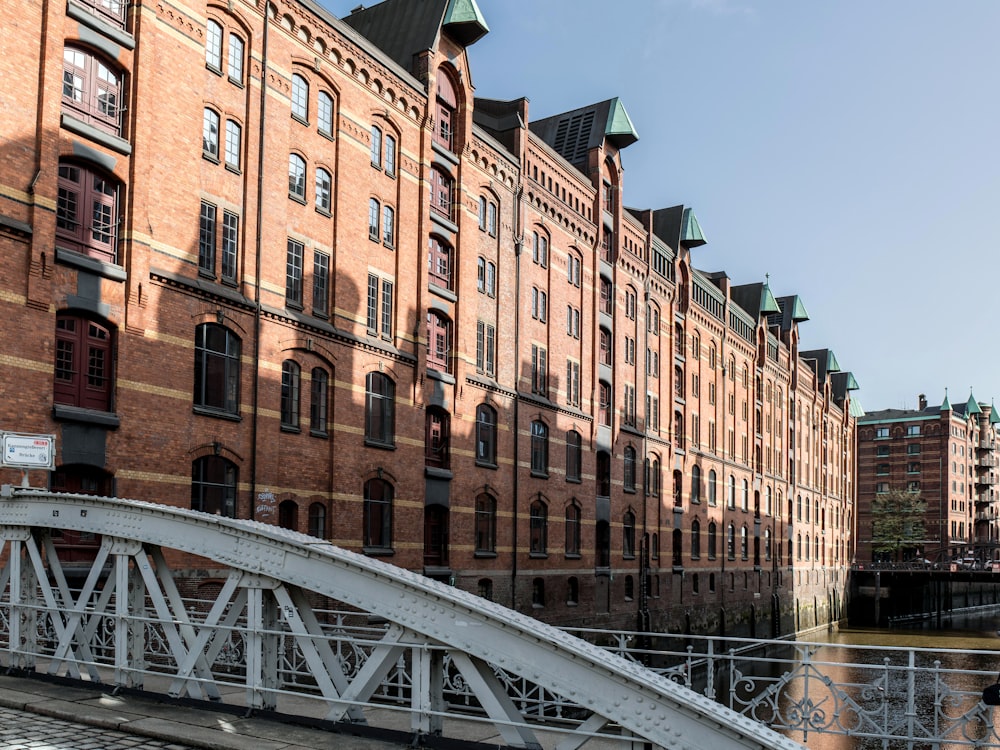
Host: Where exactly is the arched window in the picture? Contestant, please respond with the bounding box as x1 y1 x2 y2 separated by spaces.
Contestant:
308 502 326 538
191 456 237 517
194 323 240 415
764 527 772 560
727 475 736 509
530 421 549 475
291 73 309 120
425 406 450 468
740 525 748 559
278 499 298 530
623 446 636 491
382 204 395 246
529 498 547 554
57 161 119 262
691 519 701 559
364 372 394 446
673 469 683 507
674 410 684 448
317 91 334 136
426 311 451 372
690 464 702 503
565 502 581 556
280 360 300 429
288 153 306 199
430 166 453 220
596 450 611 496
474 493 496 553
315 167 332 212
595 520 611 568
708 522 717 560
363 478 393 550
62 46 122 135
708 469 717 505
727 523 736 559
205 19 223 68
622 510 636 558
428 236 453 289
54 313 114 412
598 381 612 425
646 455 660 498
566 430 582 482
475 404 497 465
599 328 612 365
476 256 496 296
434 67 458 151
310 367 328 435
741 478 749 511
672 528 682 566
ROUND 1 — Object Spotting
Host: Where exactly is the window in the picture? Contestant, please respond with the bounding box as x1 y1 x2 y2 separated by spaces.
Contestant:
566 305 581 338
221 211 238 282
646 455 661 498
623 510 636 558
285 239 304 306
727 523 736 559
625 287 637 319
363 478 393 549
690 464 701 503
566 360 581 407
487 201 497 236
531 345 547 395
531 287 548 321
315 168 332 213
596 451 611 496
599 277 613 314
623 385 636 426
365 372 395 446
566 430 582 482
478 578 494 600
227 34 243 83
529 499 547 554
741 526 749 559
476 321 496 376
477 257 496 296
430 167 453 220
381 204 396 246
62 46 122 135
565 503 581 556
199 201 217 274
532 577 545 607
365 275 394 339
426 310 451 372
728 475 736 509
599 328 612 365
310 367 328 435
530 421 549 475
532 231 548 267
567 253 582 287
907 425 921 436
288 154 306 199
708 522 717 560
567 577 579 604
194 323 240 415
425 407 450 468
224 120 242 170
54 314 114 412
312 251 329 316
691 519 701 559
205 20 223 69
741 479 749 511
624 446 636 491
191 456 237 517
291 74 308 120
875 427 889 439
598 381 611 426
434 68 457 151
280 360 300 429
384 134 396 177
57 162 119 262
318 91 334 136
476 404 497 465
429 236 452 289
308 502 326 538
203 108 220 158
475 494 496 553
708 469 717 505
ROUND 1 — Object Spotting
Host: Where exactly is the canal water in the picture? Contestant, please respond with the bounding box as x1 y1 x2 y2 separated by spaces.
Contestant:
778 609 1000 748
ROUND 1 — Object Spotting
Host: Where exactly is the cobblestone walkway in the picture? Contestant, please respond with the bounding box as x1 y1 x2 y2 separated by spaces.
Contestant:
0 706 197 750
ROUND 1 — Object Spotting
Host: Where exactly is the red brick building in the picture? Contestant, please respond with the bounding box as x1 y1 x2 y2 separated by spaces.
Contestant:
857 393 999 566
0 0 858 635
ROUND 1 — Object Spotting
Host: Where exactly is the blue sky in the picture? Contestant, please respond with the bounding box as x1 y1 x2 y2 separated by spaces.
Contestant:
322 0 1000 412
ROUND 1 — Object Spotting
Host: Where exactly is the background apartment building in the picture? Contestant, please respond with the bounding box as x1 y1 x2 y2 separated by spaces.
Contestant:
0 0 859 636
857 393 1000 566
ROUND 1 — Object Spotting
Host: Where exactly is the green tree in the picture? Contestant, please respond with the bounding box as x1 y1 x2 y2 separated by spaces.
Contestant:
871 489 926 562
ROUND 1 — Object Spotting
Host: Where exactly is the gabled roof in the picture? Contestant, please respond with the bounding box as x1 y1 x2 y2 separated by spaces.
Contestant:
651 205 706 251
530 98 639 168
731 279 780 320
831 371 860 407
342 0 488 73
767 295 809 332
800 348 840 384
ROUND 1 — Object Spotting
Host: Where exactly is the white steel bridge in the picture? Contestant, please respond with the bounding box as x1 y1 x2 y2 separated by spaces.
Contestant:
0 488 801 750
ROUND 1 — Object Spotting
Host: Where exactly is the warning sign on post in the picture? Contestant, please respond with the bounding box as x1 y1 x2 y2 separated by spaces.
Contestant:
2 433 56 471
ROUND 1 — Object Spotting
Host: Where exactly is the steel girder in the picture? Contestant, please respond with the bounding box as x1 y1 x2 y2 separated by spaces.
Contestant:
0 489 803 750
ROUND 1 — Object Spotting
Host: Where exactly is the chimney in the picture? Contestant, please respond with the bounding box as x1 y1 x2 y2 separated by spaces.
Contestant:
918 393 927 411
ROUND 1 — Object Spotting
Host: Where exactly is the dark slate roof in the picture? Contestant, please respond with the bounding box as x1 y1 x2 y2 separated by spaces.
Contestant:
859 406 939 423
767 295 809 332
651 205 707 251
731 280 780 320
530 98 638 168
342 0 488 73
799 348 840 384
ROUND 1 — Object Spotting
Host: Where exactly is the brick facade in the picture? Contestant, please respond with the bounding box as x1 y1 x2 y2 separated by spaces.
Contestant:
0 0 858 636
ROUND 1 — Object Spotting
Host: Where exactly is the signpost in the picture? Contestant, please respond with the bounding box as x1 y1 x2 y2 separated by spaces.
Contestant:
1 432 56 489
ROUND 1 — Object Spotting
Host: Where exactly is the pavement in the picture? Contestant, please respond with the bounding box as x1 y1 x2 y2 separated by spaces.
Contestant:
0 671 423 750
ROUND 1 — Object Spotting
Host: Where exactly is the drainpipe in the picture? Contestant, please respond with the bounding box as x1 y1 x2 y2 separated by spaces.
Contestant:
510 185 524 609
248 7 270 519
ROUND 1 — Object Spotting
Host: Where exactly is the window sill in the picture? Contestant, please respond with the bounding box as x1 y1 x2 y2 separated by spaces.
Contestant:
67 0 135 49
566 477 581 484
289 194 306 205
530 471 549 480
564 553 581 560
475 460 498 470
280 424 301 434
52 404 120 428
364 439 396 450
429 283 456 302
60 114 131 155
363 547 395 557
425 467 452 480
193 406 242 422
316 207 332 218
56 247 126 282
426 369 455 385
474 551 497 559
228 76 244 88
529 553 548 560
203 152 220 164
623 554 636 561
309 429 328 439
225 164 241 176
292 114 310 128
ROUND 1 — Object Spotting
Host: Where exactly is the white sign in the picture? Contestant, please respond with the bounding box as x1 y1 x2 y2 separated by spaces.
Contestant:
2 433 56 470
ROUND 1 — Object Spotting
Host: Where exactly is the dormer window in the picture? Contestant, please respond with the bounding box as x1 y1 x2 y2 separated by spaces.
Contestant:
434 68 457 152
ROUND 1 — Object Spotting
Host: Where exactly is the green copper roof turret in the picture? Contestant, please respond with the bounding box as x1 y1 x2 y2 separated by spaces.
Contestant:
991 401 1000 425
681 207 706 247
760 275 780 315
966 393 981 415
604 97 639 148
940 389 951 412
443 0 489 44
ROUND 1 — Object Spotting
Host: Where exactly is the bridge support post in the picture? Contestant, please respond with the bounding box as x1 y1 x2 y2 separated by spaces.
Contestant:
245 579 279 712
9 531 38 671
410 645 445 738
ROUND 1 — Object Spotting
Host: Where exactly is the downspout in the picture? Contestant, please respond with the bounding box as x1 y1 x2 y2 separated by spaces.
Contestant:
511 185 524 610
248 5 270 519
